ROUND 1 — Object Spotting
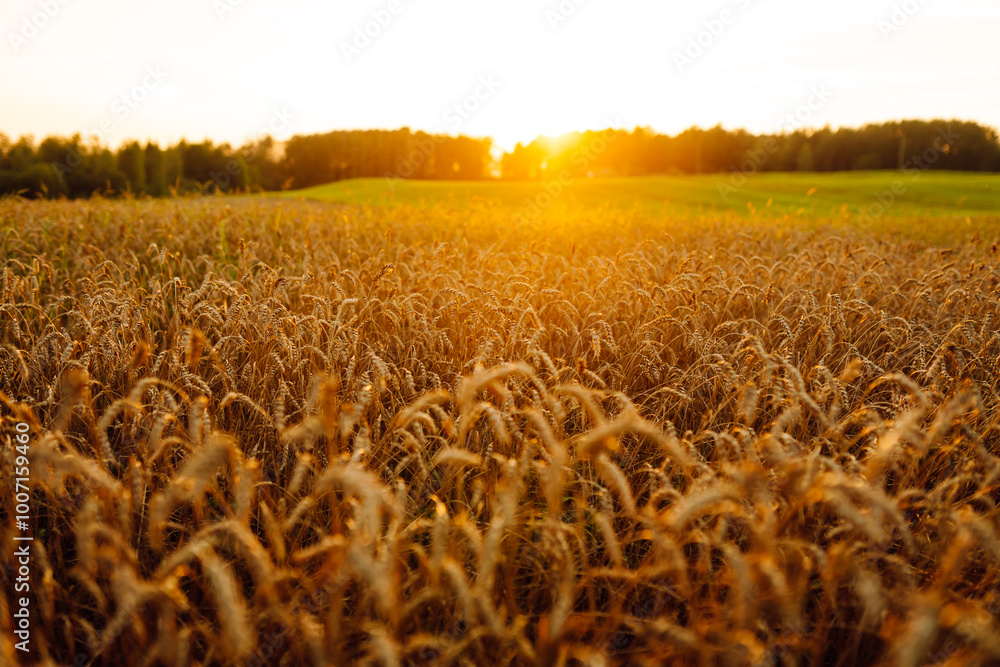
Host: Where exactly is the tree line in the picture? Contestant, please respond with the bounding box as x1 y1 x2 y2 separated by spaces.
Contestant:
1 119 997 198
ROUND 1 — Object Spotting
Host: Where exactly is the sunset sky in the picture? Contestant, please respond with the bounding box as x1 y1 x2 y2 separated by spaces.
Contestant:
2 0 999 151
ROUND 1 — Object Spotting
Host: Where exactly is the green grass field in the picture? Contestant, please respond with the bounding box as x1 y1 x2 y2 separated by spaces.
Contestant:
283 171 1000 244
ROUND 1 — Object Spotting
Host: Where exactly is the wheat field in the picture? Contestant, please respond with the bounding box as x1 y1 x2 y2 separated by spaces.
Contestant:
1 194 999 666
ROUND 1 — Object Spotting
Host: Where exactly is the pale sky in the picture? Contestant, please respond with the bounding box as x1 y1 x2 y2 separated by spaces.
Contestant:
2 0 999 151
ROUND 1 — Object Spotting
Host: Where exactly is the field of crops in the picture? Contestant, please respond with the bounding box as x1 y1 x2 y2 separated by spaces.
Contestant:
2 181 1000 666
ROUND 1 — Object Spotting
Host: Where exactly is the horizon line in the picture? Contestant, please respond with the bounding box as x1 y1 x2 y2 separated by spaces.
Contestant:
2 116 996 154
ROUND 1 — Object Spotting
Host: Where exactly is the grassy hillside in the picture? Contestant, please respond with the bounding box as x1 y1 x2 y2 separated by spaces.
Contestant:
283 172 1000 242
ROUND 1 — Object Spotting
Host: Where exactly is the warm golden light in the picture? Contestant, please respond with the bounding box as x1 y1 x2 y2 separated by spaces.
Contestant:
2 0 999 150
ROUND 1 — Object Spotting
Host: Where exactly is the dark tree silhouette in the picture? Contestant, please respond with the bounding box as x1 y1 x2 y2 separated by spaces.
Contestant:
0 119 997 198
